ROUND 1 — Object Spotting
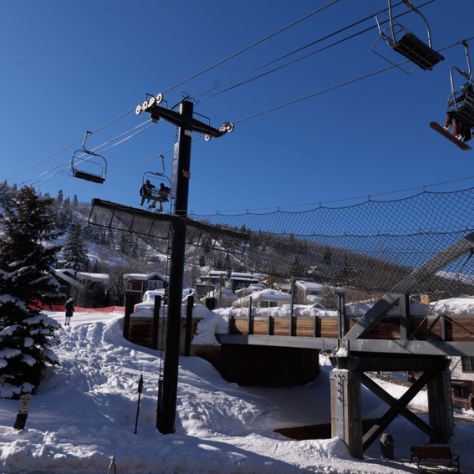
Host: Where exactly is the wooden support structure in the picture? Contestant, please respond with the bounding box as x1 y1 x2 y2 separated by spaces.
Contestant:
330 369 363 459
329 355 453 456
427 369 454 444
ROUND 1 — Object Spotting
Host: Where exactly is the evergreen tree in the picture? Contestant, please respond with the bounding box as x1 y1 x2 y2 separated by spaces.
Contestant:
62 223 88 271
0 187 62 398
73 194 78 206
0 181 12 207
57 190 63 202
92 259 101 273
290 255 305 279
199 254 206 267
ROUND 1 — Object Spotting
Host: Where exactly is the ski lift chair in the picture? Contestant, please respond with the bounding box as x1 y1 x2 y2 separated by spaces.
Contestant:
70 131 107 184
140 156 173 211
372 0 444 73
447 42 474 128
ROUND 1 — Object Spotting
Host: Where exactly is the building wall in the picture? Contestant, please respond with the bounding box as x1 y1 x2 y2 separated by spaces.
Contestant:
449 356 474 382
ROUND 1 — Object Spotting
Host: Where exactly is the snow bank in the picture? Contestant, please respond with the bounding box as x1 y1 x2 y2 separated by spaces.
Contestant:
0 311 474 473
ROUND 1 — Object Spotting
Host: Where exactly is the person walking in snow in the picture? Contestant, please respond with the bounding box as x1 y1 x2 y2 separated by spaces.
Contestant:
65 298 75 326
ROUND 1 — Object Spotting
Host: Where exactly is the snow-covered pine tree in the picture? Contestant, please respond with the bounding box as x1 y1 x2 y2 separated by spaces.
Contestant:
62 222 88 271
0 187 63 399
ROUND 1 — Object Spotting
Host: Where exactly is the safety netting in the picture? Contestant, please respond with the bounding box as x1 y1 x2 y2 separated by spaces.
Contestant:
89 188 474 306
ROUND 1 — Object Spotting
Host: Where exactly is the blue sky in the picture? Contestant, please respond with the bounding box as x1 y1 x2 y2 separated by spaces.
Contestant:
1 0 474 213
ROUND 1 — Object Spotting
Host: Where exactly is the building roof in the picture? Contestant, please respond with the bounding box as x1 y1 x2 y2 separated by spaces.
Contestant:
55 269 110 283
230 272 261 282
123 272 168 282
295 280 325 292
234 288 292 306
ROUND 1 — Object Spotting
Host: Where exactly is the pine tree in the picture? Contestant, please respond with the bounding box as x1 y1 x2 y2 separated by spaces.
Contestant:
57 190 63 202
62 223 88 271
92 259 101 273
0 187 63 398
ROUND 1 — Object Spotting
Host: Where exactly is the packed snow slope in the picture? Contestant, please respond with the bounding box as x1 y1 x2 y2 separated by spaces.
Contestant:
1 312 474 473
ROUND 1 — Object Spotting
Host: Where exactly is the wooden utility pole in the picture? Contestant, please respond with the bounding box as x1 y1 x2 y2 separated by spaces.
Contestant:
136 94 233 434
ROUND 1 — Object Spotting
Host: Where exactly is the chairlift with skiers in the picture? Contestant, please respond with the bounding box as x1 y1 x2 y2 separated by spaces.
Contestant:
430 41 474 151
139 155 173 212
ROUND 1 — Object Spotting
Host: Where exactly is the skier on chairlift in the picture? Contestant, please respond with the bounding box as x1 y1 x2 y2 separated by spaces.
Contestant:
443 82 474 143
140 180 155 207
152 182 170 212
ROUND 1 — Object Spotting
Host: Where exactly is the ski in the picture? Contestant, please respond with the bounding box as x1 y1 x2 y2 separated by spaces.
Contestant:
430 122 472 151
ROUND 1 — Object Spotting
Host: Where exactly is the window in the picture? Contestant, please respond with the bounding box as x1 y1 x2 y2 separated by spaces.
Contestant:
148 280 163 290
269 301 278 307
126 282 132 290
462 357 474 372
259 301 269 308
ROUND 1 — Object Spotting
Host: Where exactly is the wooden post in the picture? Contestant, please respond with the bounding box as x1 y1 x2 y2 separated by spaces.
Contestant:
247 297 253 335
290 279 295 336
330 369 363 459
184 295 194 356
219 274 223 307
399 294 410 340
123 295 135 340
267 316 273 335
427 369 454 443
152 296 162 350
337 292 345 339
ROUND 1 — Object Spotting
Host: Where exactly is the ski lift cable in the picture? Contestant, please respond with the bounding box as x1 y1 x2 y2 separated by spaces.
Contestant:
25 123 156 188
231 37 474 127
3 0 424 185
62 135 205 195
7 106 138 183
160 0 340 96
191 0 435 102
61 38 474 204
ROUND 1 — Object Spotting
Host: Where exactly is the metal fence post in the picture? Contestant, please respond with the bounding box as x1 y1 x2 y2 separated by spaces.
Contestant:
247 297 253 335
184 295 194 356
123 295 134 340
152 296 162 350
337 292 346 339
290 279 295 336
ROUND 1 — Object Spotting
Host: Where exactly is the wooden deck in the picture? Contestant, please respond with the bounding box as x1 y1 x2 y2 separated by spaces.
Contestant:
229 315 474 342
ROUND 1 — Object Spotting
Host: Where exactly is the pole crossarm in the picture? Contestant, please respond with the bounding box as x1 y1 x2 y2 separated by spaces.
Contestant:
344 232 474 341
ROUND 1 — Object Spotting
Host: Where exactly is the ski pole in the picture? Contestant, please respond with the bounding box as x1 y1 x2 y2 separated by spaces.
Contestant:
134 374 143 434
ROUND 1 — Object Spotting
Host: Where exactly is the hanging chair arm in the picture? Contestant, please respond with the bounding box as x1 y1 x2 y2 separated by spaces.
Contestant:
402 0 432 47
462 41 472 77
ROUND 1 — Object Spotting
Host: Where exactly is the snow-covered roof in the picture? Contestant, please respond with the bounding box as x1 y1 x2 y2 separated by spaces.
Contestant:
234 288 292 306
295 280 325 292
230 272 260 282
235 284 265 296
253 289 292 301
123 272 168 282
55 269 110 283
208 271 228 277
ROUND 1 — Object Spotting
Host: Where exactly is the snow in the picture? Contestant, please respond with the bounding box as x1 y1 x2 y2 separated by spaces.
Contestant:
0 294 27 310
123 272 168 282
0 307 474 473
295 280 325 292
0 349 21 360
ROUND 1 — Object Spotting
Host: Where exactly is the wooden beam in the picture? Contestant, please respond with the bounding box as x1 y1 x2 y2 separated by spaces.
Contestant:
360 373 440 442
362 370 435 451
